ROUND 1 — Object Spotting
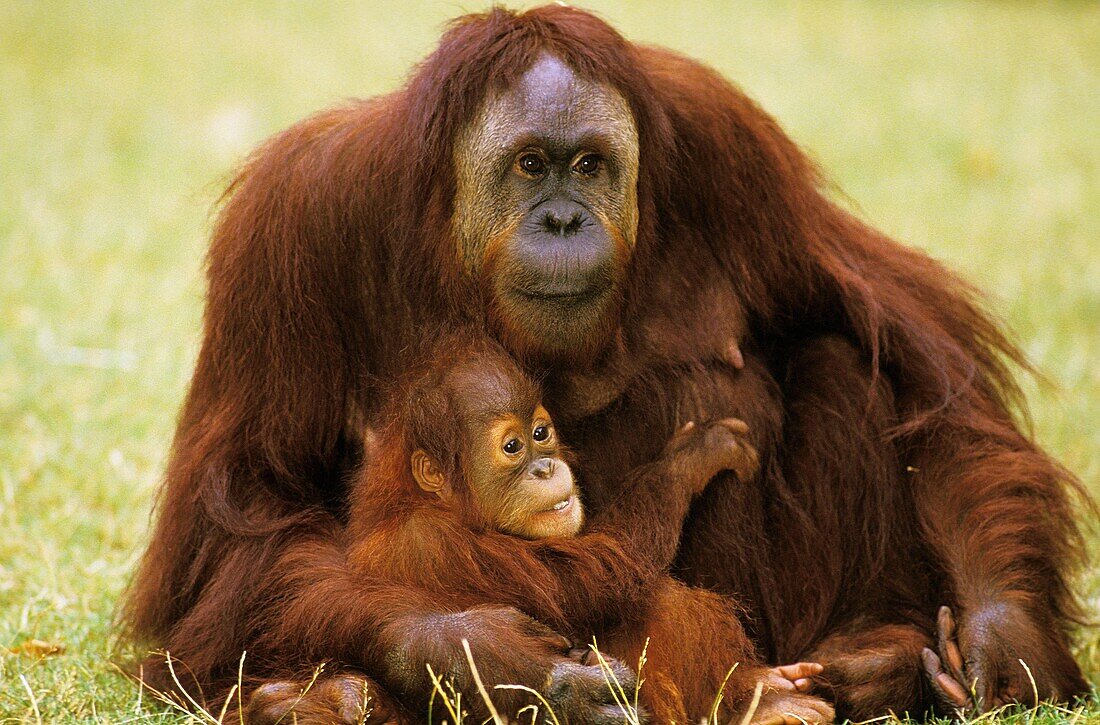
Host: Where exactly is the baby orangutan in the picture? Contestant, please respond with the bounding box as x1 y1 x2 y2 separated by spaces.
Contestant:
339 333 833 724
407 392 581 541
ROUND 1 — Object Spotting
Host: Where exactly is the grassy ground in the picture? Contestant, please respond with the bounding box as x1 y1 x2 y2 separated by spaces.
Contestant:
1 1 1097 722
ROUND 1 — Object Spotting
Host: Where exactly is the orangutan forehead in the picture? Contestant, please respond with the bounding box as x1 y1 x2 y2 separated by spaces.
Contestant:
458 54 639 163
445 357 540 423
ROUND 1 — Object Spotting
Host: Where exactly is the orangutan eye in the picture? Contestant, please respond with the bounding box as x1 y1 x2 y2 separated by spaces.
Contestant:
532 425 550 442
517 153 546 177
503 438 524 455
573 154 602 176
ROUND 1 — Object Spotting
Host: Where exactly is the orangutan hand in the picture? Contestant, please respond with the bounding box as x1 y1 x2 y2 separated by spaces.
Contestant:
922 603 1086 713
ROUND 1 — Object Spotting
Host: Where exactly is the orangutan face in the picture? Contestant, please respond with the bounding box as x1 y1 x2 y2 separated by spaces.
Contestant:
453 53 639 363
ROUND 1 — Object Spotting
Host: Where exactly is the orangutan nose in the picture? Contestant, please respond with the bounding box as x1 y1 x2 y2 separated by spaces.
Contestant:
540 201 585 236
530 457 556 480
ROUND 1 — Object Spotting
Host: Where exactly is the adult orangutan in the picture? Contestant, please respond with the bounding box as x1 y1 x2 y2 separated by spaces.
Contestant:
126 5 1089 723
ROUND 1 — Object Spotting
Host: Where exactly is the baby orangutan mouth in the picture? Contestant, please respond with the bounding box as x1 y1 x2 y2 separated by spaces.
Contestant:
524 486 583 540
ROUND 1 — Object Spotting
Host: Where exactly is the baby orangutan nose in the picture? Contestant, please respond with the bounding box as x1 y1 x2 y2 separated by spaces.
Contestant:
530 457 556 480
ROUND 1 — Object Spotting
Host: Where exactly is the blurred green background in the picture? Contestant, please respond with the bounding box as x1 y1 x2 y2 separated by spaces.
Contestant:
0 1 1096 722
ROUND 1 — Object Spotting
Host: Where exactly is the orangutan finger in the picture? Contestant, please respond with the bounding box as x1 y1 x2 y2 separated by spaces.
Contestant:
768 676 796 691
937 606 967 684
772 662 823 681
938 673 971 708
922 647 970 710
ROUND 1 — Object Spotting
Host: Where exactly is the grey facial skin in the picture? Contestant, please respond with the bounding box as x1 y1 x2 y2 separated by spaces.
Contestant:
452 53 640 360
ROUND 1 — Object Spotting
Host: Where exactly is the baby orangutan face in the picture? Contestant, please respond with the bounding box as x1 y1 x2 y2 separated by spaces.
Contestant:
410 367 583 539
473 403 581 539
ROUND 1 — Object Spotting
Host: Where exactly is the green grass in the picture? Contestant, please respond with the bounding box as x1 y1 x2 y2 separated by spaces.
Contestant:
0 1 1097 722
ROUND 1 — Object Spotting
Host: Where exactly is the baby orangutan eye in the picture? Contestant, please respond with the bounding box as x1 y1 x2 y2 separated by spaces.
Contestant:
532 425 550 442
503 438 523 455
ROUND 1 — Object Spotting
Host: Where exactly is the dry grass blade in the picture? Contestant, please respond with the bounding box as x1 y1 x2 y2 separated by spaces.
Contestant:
633 638 649 713
737 680 763 725
1019 658 1040 711
462 638 505 725
164 650 220 724
494 685 562 725
426 662 465 724
237 651 247 725
19 673 43 725
588 641 641 725
708 662 740 723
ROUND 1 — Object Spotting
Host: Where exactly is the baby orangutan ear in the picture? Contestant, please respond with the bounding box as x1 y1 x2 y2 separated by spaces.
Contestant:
411 449 448 498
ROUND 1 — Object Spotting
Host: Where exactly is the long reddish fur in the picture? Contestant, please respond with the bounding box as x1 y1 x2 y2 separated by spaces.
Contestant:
125 4 1089 720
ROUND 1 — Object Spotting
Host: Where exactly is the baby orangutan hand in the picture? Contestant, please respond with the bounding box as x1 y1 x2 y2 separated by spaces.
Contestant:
664 418 759 495
747 662 834 725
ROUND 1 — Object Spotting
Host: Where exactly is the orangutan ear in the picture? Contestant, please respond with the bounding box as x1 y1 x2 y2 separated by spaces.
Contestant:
411 449 447 495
